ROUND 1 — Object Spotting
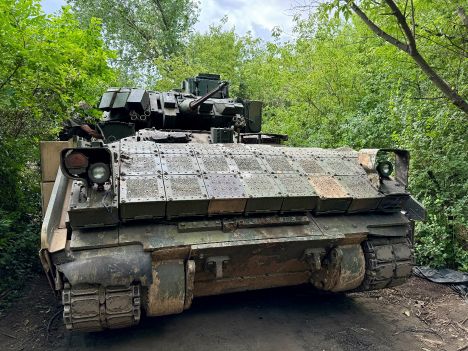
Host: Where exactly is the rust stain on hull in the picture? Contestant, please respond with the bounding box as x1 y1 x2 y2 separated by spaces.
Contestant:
194 271 311 297
145 259 185 317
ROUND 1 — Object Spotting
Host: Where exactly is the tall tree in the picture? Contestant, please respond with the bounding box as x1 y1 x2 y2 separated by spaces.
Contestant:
0 0 115 292
154 22 262 95
68 0 199 84
314 0 468 114
0 0 115 141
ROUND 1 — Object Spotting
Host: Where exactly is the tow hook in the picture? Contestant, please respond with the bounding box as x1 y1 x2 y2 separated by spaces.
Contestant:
206 256 230 278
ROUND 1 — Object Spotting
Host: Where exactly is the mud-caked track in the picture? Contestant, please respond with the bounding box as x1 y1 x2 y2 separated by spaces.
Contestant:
359 236 414 291
62 284 141 331
1 276 467 351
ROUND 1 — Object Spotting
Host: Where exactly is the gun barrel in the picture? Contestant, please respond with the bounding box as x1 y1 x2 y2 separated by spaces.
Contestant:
189 81 229 110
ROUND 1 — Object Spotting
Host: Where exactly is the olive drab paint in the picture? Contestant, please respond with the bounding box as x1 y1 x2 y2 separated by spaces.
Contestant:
40 74 425 332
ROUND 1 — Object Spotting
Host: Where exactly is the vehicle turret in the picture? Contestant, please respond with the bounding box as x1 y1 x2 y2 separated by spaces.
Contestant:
95 74 263 142
178 80 229 112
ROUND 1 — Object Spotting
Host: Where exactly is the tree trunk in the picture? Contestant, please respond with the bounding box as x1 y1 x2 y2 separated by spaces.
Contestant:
411 51 468 114
349 1 468 115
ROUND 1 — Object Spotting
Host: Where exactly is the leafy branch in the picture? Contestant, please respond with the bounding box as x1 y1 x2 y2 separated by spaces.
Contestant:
321 0 468 114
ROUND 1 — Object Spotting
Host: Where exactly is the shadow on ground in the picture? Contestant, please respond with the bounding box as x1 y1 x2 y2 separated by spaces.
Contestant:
62 285 421 351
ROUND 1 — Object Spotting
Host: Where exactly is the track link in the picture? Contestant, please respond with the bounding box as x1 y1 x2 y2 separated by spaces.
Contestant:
62 284 141 331
358 236 414 291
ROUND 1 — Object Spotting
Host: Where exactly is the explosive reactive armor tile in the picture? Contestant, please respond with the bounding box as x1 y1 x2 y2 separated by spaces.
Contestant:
164 175 209 217
248 145 286 156
231 155 267 173
339 175 381 199
221 143 251 155
283 147 357 159
196 154 237 174
160 154 200 175
164 175 207 200
120 175 166 220
203 174 245 198
120 153 162 176
203 173 247 214
308 175 352 213
281 147 324 157
157 143 193 154
293 158 326 175
240 173 283 213
275 174 318 211
308 175 348 198
337 175 383 212
317 157 366 176
191 143 225 155
241 173 283 197
121 176 165 201
120 140 157 154
262 156 299 174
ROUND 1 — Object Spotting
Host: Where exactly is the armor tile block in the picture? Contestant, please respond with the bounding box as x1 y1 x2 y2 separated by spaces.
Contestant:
275 174 318 211
263 156 298 174
241 173 282 213
161 154 200 175
204 173 246 214
294 158 326 175
197 154 236 174
308 175 351 213
338 175 383 212
120 139 157 154
120 175 166 220
231 155 267 173
164 175 209 217
121 154 162 176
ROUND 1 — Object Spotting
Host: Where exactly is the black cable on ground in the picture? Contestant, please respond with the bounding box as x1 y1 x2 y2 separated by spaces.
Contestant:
46 309 63 342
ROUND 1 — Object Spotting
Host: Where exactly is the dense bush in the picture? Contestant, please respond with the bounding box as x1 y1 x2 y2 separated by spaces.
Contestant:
0 0 115 295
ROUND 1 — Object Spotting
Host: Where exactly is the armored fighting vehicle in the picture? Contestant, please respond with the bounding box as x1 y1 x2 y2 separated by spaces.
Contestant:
40 74 425 331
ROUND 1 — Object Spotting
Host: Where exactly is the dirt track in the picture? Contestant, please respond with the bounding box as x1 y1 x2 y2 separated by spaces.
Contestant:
0 276 467 351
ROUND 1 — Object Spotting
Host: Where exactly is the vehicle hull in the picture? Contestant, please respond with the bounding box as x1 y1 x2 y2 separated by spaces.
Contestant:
47 211 413 331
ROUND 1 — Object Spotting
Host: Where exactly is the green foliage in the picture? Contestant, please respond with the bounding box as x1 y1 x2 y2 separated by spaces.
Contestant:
68 0 199 85
156 3 468 270
0 0 115 295
154 21 263 96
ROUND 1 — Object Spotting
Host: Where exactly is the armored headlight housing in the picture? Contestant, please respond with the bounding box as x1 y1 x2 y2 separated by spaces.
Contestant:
87 162 110 184
61 147 113 186
376 161 393 178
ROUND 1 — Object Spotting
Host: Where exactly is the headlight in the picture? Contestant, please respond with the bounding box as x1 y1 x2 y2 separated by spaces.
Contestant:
376 161 393 178
88 163 110 184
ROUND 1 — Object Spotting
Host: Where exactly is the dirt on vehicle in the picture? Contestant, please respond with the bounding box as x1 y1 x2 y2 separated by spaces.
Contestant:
0 275 466 351
40 74 426 332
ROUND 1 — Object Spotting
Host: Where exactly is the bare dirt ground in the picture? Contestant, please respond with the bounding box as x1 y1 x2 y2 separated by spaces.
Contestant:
0 275 467 351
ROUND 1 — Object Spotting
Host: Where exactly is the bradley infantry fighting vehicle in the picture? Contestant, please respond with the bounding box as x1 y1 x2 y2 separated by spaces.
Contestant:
40 73 425 331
